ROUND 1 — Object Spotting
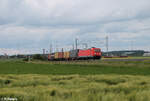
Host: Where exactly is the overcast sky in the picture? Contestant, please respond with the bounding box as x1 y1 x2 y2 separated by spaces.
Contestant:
0 0 150 55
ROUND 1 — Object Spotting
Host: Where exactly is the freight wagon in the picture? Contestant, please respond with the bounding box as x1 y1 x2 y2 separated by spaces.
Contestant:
48 47 101 61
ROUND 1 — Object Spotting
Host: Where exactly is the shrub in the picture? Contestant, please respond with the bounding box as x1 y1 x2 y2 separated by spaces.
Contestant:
33 54 45 60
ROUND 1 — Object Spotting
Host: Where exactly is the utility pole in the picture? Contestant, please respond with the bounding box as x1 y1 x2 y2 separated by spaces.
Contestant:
75 38 78 50
62 48 64 53
43 49 45 55
72 44 74 50
50 43 52 54
106 36 109 56
56 41 58 52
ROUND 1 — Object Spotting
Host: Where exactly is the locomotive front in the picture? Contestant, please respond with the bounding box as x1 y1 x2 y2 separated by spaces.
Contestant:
92 47 102 59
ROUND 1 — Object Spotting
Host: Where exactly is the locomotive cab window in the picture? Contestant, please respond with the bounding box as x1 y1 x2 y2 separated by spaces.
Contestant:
95 49 100 52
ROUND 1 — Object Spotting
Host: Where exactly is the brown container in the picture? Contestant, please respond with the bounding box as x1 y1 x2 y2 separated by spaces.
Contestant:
54 52 59 59
58 52 64 59
64 52 70 59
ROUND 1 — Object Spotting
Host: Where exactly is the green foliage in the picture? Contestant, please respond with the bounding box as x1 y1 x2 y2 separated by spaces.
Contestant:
33 54 45 60
22 58 28 61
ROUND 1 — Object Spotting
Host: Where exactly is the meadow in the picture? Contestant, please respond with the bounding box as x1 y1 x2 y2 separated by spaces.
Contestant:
0 59 150 75
0 59 150 101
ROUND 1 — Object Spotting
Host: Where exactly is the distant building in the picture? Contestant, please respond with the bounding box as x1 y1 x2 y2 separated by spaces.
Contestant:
143 52 150 56
0 55 9 59
102 50 145 57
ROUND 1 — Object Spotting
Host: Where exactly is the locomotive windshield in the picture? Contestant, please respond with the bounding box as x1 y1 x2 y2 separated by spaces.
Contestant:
95 49 100 52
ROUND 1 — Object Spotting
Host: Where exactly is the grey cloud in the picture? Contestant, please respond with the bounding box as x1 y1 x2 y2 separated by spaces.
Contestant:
0 0 150 26
0 0 150 54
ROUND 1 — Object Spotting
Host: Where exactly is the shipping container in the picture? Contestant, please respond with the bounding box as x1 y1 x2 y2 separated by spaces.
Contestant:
69 49 79 59
58 52 64 59
54 52 59 59
64 52 70 59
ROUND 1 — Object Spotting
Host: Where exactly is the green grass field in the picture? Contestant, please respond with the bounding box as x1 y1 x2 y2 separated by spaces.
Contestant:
0 60 150 75
0 59 150 101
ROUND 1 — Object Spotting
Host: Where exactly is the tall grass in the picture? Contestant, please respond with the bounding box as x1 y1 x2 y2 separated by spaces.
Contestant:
0 75 150 101
0 60 150 100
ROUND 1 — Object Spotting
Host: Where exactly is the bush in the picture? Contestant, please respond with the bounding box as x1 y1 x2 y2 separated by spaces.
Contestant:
33 54 45 60
23 58 29 61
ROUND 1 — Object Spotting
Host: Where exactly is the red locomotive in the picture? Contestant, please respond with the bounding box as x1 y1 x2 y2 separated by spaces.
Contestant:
78 47 101 59
48 47 102 60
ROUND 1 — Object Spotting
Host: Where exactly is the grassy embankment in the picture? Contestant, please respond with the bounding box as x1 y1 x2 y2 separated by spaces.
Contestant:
0 59 150 101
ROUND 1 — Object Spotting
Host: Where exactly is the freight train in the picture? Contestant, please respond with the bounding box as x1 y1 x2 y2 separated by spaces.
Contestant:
48 47 102 61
